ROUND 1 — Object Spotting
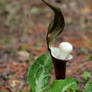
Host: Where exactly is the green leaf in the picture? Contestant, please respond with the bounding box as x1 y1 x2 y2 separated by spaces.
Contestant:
75 89 83 92
67 88 82 92
28 53 52 92
41 0 65 48
47 77 78 92
80 48 88 53
83 72 91 80
84 80 92 92
2 90 7 92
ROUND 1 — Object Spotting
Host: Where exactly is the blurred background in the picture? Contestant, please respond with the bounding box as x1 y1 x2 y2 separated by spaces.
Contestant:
0 0 92 91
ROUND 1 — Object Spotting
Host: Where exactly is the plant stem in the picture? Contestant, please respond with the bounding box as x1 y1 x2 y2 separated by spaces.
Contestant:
51 55 67 79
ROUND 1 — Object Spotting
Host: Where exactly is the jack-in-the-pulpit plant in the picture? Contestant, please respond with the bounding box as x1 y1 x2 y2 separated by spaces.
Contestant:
28 0 92 92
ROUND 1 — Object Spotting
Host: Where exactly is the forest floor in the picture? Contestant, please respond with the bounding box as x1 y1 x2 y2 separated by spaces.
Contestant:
0 0 92 91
